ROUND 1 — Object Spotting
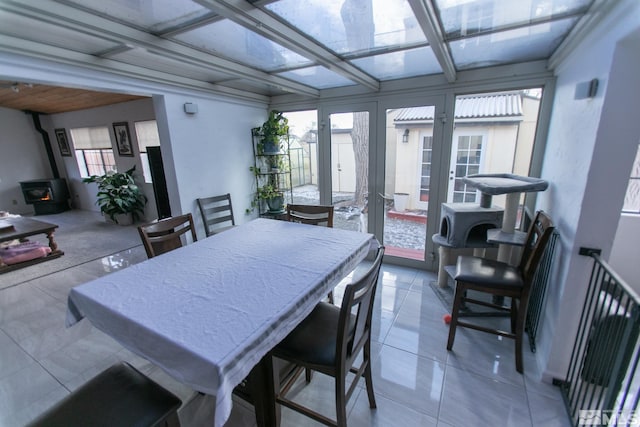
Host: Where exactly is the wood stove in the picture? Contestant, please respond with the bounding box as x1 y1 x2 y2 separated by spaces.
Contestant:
20 178 70 215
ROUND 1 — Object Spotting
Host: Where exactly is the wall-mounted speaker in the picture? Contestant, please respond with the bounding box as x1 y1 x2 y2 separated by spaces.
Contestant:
184 103 198 114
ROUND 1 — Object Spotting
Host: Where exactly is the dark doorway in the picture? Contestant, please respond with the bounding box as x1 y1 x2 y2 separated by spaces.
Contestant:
147 146 171 219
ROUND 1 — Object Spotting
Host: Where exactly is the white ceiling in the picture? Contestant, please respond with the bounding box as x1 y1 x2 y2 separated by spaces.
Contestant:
0 0 606 102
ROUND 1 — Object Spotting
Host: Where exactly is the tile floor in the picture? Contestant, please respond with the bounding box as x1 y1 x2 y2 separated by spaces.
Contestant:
0 235 571 426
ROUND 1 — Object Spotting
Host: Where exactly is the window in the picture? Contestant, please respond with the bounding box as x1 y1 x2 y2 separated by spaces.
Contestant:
622 143 640 214
452 135 482 203
70 127 115 177
420 135 433 202
134 120 161 183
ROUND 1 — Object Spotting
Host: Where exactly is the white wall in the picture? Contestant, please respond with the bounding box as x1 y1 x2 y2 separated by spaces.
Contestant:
537 0 640 380
153 93 265 238
0 107 51 214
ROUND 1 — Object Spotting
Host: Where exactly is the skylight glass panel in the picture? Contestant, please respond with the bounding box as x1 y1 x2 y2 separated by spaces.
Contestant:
351 46 441 80
449 17 577 69
174 20 312 72
63 0 211 33
265 0 426 56
1 13 119 54
217 79 291 97
276 66 354 89
111 49 236 82
435 0 592 39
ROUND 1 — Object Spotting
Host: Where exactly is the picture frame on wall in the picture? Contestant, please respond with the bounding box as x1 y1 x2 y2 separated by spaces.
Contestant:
113 122 133 157
55 128 72 157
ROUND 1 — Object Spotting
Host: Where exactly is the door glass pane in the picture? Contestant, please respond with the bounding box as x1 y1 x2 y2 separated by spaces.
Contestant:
383 106 434 261
447 89 543 221
452 135 483 203
284 110 320 205
331 112 369 232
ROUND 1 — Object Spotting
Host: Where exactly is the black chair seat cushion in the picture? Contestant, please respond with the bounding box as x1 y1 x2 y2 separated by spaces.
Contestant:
28 362 182 427
275 302 354 366
455 256 524 289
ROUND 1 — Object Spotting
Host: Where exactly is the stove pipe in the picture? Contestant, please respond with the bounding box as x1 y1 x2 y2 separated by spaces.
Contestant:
29 111 60 179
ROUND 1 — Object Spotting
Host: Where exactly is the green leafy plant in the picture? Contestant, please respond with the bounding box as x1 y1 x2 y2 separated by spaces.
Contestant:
246 184 284 214
255 110 289 154
256 183 282 200
82 166 147 223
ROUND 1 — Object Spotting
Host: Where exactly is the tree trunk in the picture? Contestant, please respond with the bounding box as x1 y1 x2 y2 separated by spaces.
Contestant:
341 0 373 208
351 112 369 207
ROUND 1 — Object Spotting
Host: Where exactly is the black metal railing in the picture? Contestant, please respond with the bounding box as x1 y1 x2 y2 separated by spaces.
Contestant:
559 249 640 426
526 230 559 352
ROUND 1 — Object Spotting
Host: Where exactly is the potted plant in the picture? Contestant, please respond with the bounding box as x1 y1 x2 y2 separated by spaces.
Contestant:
256 110 289 154
256 184 284 213
83 166 147 224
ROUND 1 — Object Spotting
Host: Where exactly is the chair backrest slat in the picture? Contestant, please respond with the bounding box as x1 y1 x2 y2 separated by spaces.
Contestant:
138 213 197 258
286 204 334 227
197 193 235 237
519 210 554 285
337 246 384 366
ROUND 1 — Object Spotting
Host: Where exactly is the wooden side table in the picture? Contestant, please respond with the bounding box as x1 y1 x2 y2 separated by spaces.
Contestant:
0 217 64 273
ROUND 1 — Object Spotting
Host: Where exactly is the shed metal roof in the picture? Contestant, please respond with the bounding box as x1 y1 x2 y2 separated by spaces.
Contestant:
395 92 524 122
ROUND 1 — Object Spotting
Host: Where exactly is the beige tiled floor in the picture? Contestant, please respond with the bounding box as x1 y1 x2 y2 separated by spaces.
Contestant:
0 217 571 427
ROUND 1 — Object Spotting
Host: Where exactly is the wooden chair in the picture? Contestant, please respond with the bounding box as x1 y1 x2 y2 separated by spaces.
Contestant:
27 362 182 427
273 246 385 427
286 204 334 228
196 193 236 237
287 204 335 303
447 211 554 373
137 213 197 258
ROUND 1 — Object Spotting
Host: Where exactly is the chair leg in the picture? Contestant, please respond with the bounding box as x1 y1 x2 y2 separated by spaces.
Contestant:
335 374 348 427
510 297 518 334
514 300 526 373
328 290 335 305
363 344 377 408
447 283 465 351
164 411 181 427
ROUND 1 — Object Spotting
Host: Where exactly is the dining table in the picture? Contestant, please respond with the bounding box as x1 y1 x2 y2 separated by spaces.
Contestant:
66 217 377 427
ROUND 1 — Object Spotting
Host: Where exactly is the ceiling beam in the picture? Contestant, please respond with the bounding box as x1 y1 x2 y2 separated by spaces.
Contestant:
194 0 381 91
408 0 456 83
0 35 272 103
0 0 319 97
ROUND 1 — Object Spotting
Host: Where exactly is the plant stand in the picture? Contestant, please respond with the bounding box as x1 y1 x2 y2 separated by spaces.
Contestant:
250 128 293 218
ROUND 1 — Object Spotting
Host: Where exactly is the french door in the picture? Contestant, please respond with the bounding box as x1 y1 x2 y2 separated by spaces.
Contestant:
320 104 375 234
282 87 545 272
316 98 447 269
376 97 447 269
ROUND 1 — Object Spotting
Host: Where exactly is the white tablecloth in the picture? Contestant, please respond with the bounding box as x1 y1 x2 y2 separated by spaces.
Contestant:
66 218 376 426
